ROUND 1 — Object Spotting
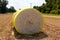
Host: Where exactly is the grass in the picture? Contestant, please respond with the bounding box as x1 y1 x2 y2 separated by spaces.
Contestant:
42 13 60 18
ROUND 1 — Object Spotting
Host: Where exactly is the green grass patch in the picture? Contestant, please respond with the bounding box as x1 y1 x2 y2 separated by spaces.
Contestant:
42 13 60 18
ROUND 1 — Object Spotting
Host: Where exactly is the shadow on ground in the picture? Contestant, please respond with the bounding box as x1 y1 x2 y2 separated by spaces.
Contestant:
13 28 48 39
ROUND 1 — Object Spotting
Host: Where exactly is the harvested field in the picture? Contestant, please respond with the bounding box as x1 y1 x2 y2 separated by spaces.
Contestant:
0 14 60 40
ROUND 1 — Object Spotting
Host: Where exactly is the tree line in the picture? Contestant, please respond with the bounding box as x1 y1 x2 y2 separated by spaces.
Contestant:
0 0 16 13
33 0 60 15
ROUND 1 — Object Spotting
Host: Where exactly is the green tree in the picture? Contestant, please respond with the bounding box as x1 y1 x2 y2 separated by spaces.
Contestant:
0 0 8 13
8 6 16 12
33 0 60 14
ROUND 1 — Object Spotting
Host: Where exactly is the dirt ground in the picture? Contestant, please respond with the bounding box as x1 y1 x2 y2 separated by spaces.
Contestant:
0 14 60 40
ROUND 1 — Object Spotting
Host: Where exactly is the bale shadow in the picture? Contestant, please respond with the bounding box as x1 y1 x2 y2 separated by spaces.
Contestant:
13 28 48 39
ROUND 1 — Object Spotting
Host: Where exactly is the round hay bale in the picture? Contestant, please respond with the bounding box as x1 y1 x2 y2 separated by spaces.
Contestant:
13 8 44 34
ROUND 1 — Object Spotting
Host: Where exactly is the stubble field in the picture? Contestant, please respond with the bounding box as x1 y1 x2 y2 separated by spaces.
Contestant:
0 14 60 40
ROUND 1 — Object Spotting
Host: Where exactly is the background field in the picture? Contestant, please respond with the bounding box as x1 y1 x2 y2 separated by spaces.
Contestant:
0 14 60 40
